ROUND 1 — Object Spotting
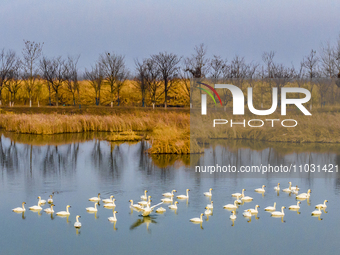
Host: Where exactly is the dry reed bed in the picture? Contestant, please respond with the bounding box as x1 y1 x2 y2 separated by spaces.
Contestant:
0 112 191 154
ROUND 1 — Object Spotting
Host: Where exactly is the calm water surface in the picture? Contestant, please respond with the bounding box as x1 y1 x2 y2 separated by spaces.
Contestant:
0 134 339 255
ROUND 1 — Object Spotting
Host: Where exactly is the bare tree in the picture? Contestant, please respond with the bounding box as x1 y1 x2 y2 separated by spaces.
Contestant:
64 55 80 106
302 49 319 109
320 42 336 78
184 43 210 78
134 59 148 107
152 52 181 108
4 58 22 106
39 56 54 106
145 58 162 106
210 55 226 80
99 52 127 107
22 40 43 107
84 63 104 105
0 49 16 106
334 35 340 88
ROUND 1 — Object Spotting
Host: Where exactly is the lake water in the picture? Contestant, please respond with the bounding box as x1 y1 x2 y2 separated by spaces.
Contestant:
1 133 339 255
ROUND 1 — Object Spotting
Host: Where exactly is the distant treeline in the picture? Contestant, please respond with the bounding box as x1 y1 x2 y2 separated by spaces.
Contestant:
0 37 340 108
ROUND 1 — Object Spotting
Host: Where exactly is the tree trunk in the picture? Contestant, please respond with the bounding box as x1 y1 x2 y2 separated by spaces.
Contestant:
164 79 168 109
29 92 32 107
111 91 113 108
56 90 59 107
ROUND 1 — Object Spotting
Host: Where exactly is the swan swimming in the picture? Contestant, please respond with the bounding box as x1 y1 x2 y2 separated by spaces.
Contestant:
74 215 82 228
232 189 245 198
177 189 190 199
255 185 266 193
162 190 177 197
168 201 178 210
140 190 148 200
204 188 213 197
289 201 301 210
44 204 55 214
156 207 166 213
129 200 142 210
86 202 99 212
230 211 236 220
206 201 213 209
315 200 328 209
56 205 71 216
161 196 173 203
296 189 311 200
283 182 292 192
274 183 280 191
243 210 252 217
205 206 212 216
241 193 253 202
89 193 101 202
138 196 151 207
38 196 46 204
108 211 118 222
190 213 204 223
245 205 259 214
48 195 53 204
271 206 285 217
103 199 116 208
223 200 238 210
102 195 115 203
311 208 322 216
29 201 43 211
264 202 276 211
12 202 26 213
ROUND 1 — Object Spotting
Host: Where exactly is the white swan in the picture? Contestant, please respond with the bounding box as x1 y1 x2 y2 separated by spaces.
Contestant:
156 207 166 213
296 189 311 200
206 201 213 209
311 208 322 215
140 190 148 200
86 202 99 212
129 200 142 210
138 196 151 207
56 205 71 216
38 196 46 204
89 193 101 202
255 185 266 193
223 200 238 210
264 202 276 211
102 195 115 203
168 201 178 210
283 182 292 192
230 211 236 220
245 205 259 214
162 190 177 197
271 206 285 217
161 196 173 203
274 183 280 191
74 215 82 228
48 195 53 204
235 195 243 204
177 189 190 199
315 200 328 209
139 202 163 216
241 193 253 202
103 199 116 208
289 201 301 210
44 204 55 214
108 211 118 222
205 207 212 215
29 201 43 211
204 188 213 197
190 213 204 223
232 189 245 197
291 184 300 191
243 210 252 217
12 202 26 213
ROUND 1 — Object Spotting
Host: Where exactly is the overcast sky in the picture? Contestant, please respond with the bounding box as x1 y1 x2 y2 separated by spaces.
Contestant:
1 0 339 72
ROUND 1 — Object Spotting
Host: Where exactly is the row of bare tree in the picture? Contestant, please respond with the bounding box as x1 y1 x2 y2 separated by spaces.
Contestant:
0 36 339 108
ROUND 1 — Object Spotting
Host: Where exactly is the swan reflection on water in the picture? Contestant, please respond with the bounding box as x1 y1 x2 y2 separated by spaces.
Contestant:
130 216 157 232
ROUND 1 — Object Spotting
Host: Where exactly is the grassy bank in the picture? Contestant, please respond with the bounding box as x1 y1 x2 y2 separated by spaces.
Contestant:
0 108 191 154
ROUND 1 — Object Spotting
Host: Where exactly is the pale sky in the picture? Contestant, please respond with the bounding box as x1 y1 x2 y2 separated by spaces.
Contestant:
1 0 339 72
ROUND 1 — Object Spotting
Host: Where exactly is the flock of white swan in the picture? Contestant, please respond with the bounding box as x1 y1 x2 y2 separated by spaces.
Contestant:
12 181 328 228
